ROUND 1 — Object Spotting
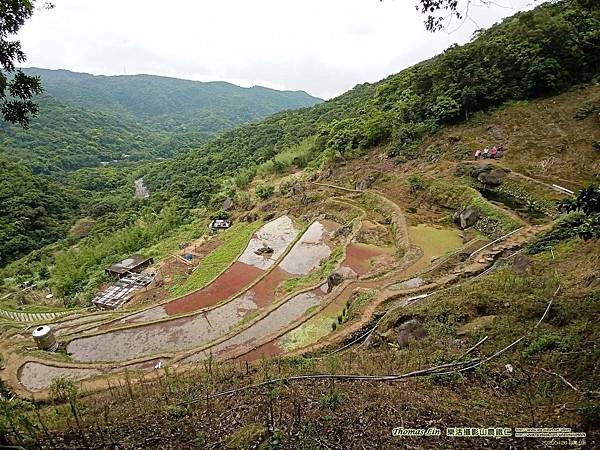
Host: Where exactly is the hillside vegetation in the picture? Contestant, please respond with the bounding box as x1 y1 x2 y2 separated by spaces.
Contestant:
0 2 599 448
143 0 600 196
1 0 598 295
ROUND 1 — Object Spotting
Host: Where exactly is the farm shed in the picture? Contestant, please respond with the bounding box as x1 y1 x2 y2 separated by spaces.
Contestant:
93 272 156 309
106 254 154 279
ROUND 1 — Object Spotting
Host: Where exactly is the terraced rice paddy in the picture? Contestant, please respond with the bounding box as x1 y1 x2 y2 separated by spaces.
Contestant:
20 363 102 392
16 207 468 393
64 219 336 364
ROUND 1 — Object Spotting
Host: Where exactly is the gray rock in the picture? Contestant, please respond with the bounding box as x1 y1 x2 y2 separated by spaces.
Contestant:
397 277 425 290
221 197 234 211
453 206 480 229
327 272 344 293
354 174 378 191
396 319 427 349
326 267 358 292
261 201 277 212
241 213 258 222
470 163 494 178
255 244 274 256
587 277 600 289
477 168 506 186
512 254 533 274
333 223 353 238
318 168 333 181
363 332 382 349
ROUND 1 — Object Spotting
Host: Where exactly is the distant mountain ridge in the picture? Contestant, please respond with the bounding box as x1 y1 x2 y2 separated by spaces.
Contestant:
22 68 323 132
0 68 322 173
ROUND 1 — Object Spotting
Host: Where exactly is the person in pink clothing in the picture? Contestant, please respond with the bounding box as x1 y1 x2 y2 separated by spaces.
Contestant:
474 149 481 159
491 146 498 158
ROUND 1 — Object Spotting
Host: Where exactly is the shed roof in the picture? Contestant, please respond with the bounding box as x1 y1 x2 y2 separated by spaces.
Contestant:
107 254 152 275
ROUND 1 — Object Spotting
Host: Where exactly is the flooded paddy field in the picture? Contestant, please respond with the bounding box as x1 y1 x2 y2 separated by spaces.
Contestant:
64 219 337 364
181 287 327 363
271 224 463 353
19 363 102 392
19 357 169 392
408 224 463 263
111 216 300 325
66 294 260 362
343 243 393 276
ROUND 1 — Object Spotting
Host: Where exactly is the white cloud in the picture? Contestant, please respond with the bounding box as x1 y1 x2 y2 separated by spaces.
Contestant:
18 0 537 99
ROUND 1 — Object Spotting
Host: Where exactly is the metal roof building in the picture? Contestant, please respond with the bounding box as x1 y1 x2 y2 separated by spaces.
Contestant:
93 272 156 310
106 254 154 279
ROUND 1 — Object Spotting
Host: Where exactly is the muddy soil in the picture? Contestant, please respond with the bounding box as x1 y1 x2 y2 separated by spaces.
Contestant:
20 362 102 392
343 243 392 276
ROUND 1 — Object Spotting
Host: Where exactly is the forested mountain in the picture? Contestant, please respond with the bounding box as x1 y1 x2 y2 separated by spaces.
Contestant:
144 0 600 201
1 0 598 277
0 157 80 266
21 68 323 132
0 95 202 174
0 69 322 174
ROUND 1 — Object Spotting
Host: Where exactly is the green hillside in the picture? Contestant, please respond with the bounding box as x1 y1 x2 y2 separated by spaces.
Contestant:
22 68 323 132
1 0 598 284
144 0 600 199
0 69 323 174
1 2 600 448
0 95 201 174
0 157 80 266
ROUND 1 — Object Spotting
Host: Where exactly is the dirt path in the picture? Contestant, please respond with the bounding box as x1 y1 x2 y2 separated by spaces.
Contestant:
460 159 577 196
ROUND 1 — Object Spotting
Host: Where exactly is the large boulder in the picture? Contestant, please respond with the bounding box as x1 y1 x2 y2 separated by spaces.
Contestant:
477 168 507 186
354 174 378 191
453 206 480 229
241 212 258 222
326 267 357 292
333 223 353 239
255 244 274 256
512 254 534 274
221 197 234 211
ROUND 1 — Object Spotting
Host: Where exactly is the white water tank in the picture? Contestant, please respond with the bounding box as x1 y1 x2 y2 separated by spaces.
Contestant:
32 325 58 352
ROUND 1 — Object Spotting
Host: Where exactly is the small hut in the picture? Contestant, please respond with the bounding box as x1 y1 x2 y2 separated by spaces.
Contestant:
106 254 154 279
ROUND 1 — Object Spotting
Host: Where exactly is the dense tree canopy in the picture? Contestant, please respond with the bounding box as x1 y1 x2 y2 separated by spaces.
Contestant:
1 0 598 301
0 0 44 127
0 157 79 265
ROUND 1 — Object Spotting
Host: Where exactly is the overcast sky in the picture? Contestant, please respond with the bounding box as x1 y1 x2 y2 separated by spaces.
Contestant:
18 0 537 99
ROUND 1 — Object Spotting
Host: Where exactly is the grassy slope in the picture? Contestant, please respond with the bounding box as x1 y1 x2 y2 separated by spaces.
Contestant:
418 85 600 186
169 221 263 297
24 239 599 450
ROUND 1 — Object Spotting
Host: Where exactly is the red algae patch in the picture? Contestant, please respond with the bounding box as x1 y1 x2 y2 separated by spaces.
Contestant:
164 261 263 315
249 266 292 308
342 243 390 276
